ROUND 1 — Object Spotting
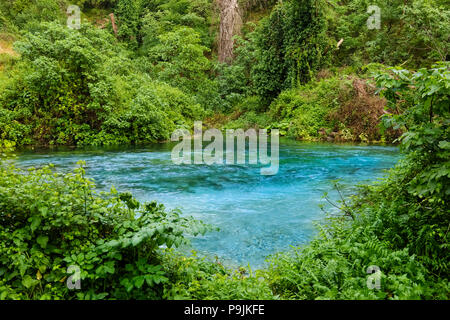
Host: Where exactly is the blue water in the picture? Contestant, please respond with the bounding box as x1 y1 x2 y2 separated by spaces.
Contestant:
9 140 399 268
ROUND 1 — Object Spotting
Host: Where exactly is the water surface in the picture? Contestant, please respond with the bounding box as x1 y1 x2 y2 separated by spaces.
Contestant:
10 140 399 267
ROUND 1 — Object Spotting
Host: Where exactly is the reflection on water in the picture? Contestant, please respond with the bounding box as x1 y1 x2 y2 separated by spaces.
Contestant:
10 140 400 268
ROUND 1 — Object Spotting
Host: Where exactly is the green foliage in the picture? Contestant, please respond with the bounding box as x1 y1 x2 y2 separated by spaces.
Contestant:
213 35 259 111
0 0 64 33
0 162 275 300
368 62 450 273
139 0 214 51
332 0 449 68
140 25 221 111
146 27 211 92
0 140 16 157
99 81 204 145
0 162 210 299
114 0 143 48
0 22 122 146
228 72 391 142
268 75 351 139
223 110 271 131
250 0 331 100
162 251 275 300
266 63 449 300
266 215 448 300
0 22 203 148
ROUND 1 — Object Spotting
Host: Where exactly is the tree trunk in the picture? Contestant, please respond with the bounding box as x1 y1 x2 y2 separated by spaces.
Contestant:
218 0 242 63
109 13 118 36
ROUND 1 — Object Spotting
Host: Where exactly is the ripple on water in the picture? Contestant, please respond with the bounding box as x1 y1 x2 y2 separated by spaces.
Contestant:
11 141 400 268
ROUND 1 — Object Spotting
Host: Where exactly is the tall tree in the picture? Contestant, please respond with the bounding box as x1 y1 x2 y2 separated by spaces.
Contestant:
218 0 242 63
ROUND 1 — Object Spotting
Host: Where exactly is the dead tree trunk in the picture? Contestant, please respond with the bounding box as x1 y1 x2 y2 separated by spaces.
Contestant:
218 0 242 63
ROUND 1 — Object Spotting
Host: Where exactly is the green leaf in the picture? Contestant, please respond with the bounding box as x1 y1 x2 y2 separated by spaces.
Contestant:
131 235 142 246
22 275 38 289
438 141 450 149
134 276 145 289
39 207 48 216
36 236 49 249
104 262 115 274
30 216 41 233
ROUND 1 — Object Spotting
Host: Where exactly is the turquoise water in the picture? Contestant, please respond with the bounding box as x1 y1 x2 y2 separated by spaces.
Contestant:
10 140 399 268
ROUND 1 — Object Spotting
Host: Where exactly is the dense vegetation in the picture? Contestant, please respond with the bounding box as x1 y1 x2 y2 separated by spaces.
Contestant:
266 62 449 299
0 0 448 300
0 162 211 299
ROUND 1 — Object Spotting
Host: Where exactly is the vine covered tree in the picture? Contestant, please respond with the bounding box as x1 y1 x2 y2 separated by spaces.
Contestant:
251 0 330 100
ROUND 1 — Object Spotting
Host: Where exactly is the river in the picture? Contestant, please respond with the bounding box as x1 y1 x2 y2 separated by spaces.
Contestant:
8 140 400 268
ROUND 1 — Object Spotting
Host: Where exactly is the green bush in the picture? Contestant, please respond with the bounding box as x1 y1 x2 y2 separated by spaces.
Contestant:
222 111 271 131
114 0 143 48
139 0 214 51
0 22 205 148
146 27 211 91
250 0 331 100
265 63 450 300
0 22 122 147
0 162 210 299
266 215 446 300
369 62 449 274
99 81 204 145
0 0 64 33
331 0 449 69
267 75 351 139
162 250 275 300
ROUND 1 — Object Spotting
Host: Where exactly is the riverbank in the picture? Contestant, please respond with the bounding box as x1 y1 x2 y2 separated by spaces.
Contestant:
5 140 400 268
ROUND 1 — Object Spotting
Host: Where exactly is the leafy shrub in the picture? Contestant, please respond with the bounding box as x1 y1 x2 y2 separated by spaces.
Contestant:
0 22 122 146
250 0 331 100
222 111 270 131
141 25 222 111
146 27 211 91
331 0 449 69
99 81 204 145
0 140 16 155
267 75 350 140
266 215 447 300
162 250 275 300
0 0 64 33
0 162 210 299
266 63 450 300
139 0 214 51
221 72 398 142
114 0 143 48
0 22 204 148
368 62 450 274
